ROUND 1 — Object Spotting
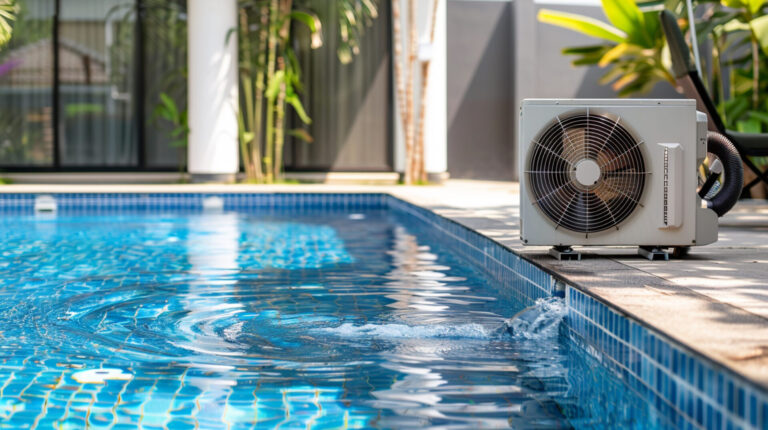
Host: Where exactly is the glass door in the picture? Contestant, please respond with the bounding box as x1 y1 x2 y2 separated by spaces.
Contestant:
57 0 138 167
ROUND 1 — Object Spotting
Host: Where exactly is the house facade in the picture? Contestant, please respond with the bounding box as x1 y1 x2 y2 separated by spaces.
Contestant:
0 0 407 182
0 0 673 183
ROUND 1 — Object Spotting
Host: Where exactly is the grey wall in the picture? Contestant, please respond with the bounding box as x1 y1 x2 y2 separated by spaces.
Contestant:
447 1 514 181
447 0 681 181
286 1 392 172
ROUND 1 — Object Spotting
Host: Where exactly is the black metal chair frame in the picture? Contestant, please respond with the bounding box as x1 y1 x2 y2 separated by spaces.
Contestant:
660 10 768 196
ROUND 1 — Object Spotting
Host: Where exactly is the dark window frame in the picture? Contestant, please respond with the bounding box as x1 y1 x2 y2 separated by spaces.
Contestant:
0 0 393 173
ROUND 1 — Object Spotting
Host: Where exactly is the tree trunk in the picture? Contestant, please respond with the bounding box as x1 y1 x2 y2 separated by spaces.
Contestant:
392 0 407 133
264 0 280 183
415 61 430 182
238 9 256 180
751 35 759 110
274 58 287 180
404 0 417 184
251 4 269 182
415 0 440 183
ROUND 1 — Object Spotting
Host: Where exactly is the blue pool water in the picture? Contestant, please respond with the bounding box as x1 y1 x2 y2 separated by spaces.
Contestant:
0 208 666 429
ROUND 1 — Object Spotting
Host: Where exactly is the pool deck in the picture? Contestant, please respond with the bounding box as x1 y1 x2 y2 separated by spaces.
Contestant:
3 181 768 392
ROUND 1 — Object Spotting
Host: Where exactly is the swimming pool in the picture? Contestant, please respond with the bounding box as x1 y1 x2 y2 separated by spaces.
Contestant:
0 193 763 429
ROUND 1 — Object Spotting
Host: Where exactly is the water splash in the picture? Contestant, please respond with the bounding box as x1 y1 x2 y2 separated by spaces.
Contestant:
505 297 567 340
315 298 568 342
313 322 496 340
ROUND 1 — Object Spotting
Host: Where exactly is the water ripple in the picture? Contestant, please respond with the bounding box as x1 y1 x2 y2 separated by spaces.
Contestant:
0 212 667 429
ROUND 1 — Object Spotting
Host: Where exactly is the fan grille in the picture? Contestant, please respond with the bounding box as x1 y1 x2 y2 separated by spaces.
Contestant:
526 112 647 234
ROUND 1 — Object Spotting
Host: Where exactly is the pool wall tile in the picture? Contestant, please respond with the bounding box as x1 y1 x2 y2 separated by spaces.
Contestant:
387 196 556 306
567 287 767 430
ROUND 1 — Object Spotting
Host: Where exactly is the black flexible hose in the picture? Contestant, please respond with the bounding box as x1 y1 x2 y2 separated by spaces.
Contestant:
702 131 743 217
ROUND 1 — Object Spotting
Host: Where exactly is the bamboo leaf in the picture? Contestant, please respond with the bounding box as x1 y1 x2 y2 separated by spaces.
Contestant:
748 110 768 125
725 96 750 122
642 10 660 47
286 93 312 124
337 44 353 64
749 0 766 14
290 10 323 48
749 15 768 55
598 43 633 66
721 0 747 9
573 56 603 66
159 93 178 119
598 64 629 84
289 128 314 143
724 18 751 32
612 71 640 91
538 9 627 43
266 70 285 99
361 0 378 18
562 45 610 55
737 118 762 132
601 0 650 46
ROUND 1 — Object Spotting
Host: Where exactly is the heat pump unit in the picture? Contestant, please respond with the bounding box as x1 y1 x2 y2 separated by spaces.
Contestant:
519 99 717 260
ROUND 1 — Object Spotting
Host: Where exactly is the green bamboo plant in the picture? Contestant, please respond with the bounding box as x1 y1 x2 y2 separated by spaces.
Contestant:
237 0 321 183
237 0 378 183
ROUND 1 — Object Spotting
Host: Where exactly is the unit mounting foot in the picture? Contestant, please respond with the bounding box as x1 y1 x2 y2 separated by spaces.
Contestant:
638 247 669 261
549 246 581 261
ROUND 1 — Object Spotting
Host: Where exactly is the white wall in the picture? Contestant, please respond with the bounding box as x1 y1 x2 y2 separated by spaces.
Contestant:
187 0 239 181
393 0 448 181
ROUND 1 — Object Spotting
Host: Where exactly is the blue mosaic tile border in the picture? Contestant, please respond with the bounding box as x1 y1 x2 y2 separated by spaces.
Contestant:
567 287 768 430
386 196 555 307
0 193 388 213
1 191 766 430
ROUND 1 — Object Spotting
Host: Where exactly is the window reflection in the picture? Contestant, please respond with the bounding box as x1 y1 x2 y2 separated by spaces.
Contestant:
0 0 55 166
58 0 137 166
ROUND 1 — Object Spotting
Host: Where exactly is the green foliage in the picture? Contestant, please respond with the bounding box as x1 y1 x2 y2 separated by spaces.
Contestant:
539 0 768 134
152 92 188 149
750 14 768 53
538 0 674 96
538 9 626 43
701 0 768 132
335 0 378 64
153 92 189 175
0 0 17 48
237 0 379 183
65 104 104 117
237 0 324 183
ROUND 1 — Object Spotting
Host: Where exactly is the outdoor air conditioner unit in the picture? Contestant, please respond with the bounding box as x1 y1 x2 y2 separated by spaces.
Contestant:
519 99 718 260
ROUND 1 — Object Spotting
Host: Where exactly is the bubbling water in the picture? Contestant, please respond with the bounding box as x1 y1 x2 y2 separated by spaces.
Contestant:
505 297 568 340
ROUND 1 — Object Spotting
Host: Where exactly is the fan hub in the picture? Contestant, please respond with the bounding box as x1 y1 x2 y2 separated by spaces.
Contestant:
574 159 601 187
